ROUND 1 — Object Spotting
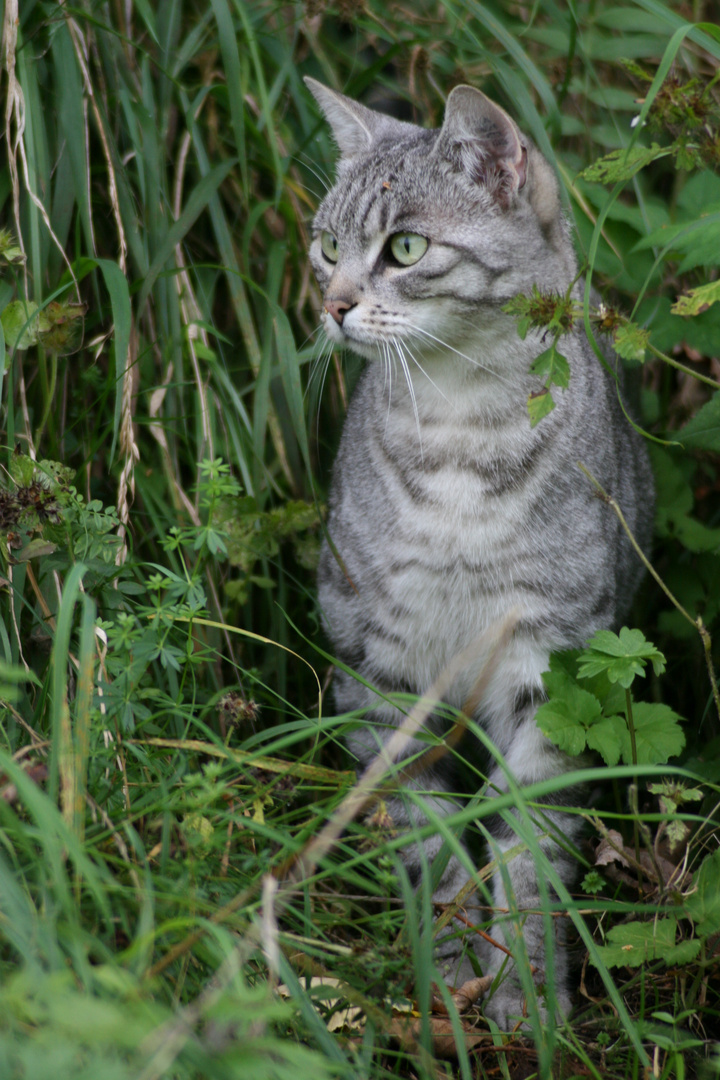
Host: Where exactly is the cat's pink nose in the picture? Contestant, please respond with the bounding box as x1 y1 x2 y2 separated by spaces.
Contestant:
324 298 355 325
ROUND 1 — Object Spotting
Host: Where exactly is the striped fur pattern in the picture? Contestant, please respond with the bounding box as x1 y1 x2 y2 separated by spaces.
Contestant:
306 78 653 1027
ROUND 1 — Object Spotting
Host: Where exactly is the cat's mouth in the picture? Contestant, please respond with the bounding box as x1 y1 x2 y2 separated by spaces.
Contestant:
322 310 375 348
322 315 390 361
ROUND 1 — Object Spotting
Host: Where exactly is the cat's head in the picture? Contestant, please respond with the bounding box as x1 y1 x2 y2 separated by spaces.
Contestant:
306 78 576 368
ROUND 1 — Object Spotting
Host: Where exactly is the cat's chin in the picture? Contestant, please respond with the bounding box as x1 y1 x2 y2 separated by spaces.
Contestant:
322 329 386 362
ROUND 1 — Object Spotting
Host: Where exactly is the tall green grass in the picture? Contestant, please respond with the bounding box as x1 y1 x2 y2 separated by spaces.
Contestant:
1 1 720 1077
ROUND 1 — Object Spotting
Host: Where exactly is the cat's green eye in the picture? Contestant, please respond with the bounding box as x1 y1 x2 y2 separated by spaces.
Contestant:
320 231 339 262
390 233 428 266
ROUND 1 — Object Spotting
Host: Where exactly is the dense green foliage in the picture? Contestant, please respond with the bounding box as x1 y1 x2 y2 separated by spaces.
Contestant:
1 1 720 1077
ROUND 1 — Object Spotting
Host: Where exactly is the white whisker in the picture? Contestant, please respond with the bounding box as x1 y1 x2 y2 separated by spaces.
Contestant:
382 340 396 437
307 330 336 442
395 336 457 413
406 324 513 386
392 337 423 460
296 154 332 195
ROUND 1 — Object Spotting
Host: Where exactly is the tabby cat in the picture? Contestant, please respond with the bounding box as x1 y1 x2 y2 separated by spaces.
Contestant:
306 76 653 1028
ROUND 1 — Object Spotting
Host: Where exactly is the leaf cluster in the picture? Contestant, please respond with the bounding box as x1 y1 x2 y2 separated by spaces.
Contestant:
536 629 684 767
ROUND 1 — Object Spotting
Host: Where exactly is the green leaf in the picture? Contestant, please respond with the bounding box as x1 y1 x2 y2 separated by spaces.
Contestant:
685 848 720 937
672 280 720 317
651 444 720 549
0 228 25 266
578 627 666 687
535 700 592 757
678 392 720 453
529 343 571 389
94 259 132 462
579 143 671 184
536 669 602 756
0 658 41 703
634 211 720 273
585 714 627 767
593 917 699 969
527 388 555 427
612 321 649 362
623 702 685 765
581 870 605 894
1 300 41 350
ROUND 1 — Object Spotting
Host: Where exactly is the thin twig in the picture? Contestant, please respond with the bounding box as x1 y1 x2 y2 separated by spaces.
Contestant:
577 461 720 724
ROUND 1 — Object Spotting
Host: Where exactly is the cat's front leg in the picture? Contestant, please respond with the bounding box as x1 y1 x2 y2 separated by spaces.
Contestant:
479 713 581 1029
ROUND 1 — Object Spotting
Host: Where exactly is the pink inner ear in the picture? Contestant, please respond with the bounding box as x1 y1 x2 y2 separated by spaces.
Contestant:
516 145 528 190
471 142 527 204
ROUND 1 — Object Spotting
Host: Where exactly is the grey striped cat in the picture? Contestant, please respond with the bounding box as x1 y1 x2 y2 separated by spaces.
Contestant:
306 76 653 1028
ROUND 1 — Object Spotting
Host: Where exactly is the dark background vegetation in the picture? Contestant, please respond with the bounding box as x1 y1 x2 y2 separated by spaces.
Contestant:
1 1 720 1077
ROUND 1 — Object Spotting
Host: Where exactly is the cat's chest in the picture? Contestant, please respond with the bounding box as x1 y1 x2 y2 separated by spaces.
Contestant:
368 405 547 548
359 412 549 645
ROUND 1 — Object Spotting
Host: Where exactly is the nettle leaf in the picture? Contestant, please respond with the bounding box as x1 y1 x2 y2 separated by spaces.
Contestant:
685 848 720 937
647 780 703 813
527 388 555 427
612 321 649 362
677 391 720 453
579 143 670 184
578 627 666 688
672 280 720 317
593 917 700 969
529 343 571 389
622 702 685 765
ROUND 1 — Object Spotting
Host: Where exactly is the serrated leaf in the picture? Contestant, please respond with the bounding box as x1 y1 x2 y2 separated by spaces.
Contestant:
678 392 720 452
536 670 603 756
578 628 666 687
527 388 555 427
592 917 699 969
535 701 592 756
585 714 626 766
648 781 703 807
672 280 720 317
530 343 571 389
622 702 685 765
581 870 605 894
685 848 720 936
579 143 670 184
612 321 649 362
1 300 41 350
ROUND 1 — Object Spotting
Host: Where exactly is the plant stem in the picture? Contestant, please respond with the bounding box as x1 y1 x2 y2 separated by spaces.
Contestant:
578 461 720 724
647 343 720 391
625 688 638 767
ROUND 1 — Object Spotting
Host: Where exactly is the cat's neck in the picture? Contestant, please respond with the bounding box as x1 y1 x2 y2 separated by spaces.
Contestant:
363 324 544 425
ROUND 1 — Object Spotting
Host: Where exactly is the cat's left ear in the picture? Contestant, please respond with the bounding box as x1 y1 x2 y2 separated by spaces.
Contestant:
435 86 528 204
304 77 418 158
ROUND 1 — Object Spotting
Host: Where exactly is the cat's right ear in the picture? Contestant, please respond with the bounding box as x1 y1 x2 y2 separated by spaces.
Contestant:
435 86 528 206
304 77 413 158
